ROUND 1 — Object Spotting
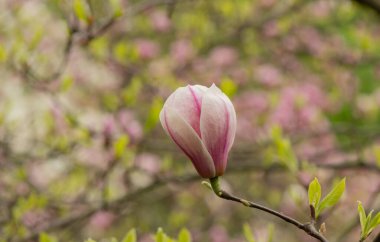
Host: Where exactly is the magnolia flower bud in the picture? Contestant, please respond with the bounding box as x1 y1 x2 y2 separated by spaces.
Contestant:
160 84 237 178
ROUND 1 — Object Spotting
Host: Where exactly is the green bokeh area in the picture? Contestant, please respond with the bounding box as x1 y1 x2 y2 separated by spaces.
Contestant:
1 0 380 241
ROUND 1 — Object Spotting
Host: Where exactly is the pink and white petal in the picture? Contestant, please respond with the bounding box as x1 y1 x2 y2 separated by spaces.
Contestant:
164 85 207 136
160 107 216 178
200 84 237 176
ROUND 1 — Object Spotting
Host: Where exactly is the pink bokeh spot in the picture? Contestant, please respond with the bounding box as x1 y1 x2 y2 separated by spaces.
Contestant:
150 10 172 32
135 39 159 60
89 211 116 230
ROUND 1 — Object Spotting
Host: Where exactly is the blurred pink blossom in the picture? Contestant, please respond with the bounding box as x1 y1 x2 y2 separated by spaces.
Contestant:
297 171 314 187
282 36 299 52
135 153 161 174
297 134 336 163
89 211 115 230
311 0 332 18
279 54 302 72
255 64 283 87
236 117 257 141
118 110 143 144
209 225 229 242
135 39 159 60
171 39 194 65
263 20 279 37
22 210 50 229
260 0 275 8
209 46 237 68
235 92 269 114
150 11 171 32
297 27 325 56
78 146 112 170
230 67 248 84
28 161 65 189
270 84 327 132
234 92 269 141
139 235 154 242
51 105 68 134
103 116 116 137
301 82 327 107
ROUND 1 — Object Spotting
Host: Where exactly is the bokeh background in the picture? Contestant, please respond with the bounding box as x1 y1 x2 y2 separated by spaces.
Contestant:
2 0 380 241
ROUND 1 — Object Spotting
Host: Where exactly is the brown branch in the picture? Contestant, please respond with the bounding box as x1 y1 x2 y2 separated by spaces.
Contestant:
209 177 329 242
9 158 377 241
12 173 199 242
317 161 380 173
352 0 380 16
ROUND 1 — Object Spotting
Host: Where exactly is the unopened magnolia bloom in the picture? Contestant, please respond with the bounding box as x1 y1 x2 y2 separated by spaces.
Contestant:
160 84 237 178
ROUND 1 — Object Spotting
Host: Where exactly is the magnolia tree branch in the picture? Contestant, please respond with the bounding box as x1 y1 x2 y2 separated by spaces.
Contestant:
11 0 181 86
352 0 380 16
209 177 329 242
8 157 374 242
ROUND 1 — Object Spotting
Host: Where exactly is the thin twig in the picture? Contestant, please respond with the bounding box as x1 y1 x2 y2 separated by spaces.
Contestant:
210 177 329 242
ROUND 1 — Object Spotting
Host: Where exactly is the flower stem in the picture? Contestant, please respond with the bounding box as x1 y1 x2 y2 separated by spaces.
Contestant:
210 176 222 195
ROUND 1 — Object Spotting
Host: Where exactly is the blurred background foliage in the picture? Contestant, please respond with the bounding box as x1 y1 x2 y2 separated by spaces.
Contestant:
2 0 380 241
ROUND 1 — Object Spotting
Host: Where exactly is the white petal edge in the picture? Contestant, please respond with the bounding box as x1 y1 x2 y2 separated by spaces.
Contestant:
200 84 237 175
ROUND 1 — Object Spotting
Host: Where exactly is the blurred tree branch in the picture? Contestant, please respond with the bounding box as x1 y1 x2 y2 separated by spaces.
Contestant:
10 157 380 242
353 0 380 16
9 0 183 89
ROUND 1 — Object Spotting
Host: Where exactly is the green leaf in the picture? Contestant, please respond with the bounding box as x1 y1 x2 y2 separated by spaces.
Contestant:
156 228 165 242
113 42 139 63
89 37 109 59
316 178 346 217
243 223 256 242
308 177 321 209
28 27 43 50
113 135 129 159
39 233 57 242
121 78 142 105
122 228 136 242
103 93 120 111
110 0 123 17
365 210 374 236
144 97 163 132
0 44 6 62
178 228 191 242
268 125 298 172
368 212 380 234
266 223 274 242
356 65 377 94
220 78 237 97
270 124 282 141
73 0 89 21
60 75 74 92
373 145 380 167
358 201 367 238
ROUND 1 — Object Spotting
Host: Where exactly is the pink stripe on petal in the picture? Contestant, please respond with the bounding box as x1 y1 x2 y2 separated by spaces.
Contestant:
188 85 202 116
161 107 215 178
163 86 206 137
